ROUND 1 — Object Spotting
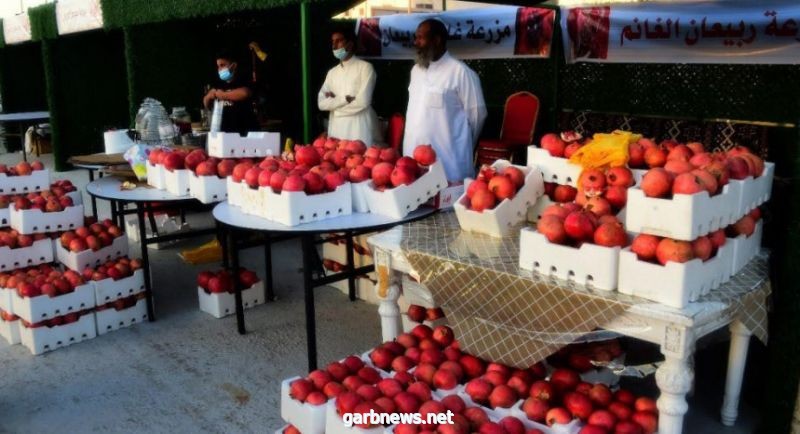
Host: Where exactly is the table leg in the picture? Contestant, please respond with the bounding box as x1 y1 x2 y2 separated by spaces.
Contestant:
227 228 246 335
19 124 27 162
721 321 753 426
301 234 318 372
345 231 356 301
656 326 695 434
217 221 229 269
264 234 276 301
373 247 402 342
136 203 156 321
110 200 118 224
87 169 98 219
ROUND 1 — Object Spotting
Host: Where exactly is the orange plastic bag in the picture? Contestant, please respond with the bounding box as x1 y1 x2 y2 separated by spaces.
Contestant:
568 130 641 170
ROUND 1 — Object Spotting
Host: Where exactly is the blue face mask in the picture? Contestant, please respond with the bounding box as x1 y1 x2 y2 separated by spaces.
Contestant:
218 67 232 81
333 48 348 60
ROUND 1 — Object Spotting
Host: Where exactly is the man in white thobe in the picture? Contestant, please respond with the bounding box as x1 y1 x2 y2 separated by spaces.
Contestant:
403 19 487 181
318 28 380 146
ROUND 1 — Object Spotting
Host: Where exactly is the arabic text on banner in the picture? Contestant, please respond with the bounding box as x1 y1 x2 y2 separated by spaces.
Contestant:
356 6 555 60
562 2 800 64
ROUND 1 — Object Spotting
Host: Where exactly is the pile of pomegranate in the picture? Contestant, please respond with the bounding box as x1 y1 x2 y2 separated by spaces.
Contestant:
726 208 761 238
197 268 260 294
464 165 527 212
58 220 125 253
407 304 445 324
0 264 86 298
5 190 75 213
0 229 50 249
81 257 142 282
95 293 145 313
14 309 93 329
0 160 46 176
537 203 628 248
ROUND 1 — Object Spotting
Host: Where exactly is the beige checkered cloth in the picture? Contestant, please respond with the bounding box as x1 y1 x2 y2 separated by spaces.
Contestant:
400 212 770 368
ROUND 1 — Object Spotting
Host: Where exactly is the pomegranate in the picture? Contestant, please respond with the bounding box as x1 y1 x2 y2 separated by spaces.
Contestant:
655 238 694 265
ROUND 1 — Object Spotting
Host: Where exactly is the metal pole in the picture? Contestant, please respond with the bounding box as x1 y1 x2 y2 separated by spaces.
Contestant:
300 2 312 143
302 234 318 371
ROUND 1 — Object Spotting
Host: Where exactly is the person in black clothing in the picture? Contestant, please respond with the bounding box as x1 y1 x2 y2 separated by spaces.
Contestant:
202 49 260 135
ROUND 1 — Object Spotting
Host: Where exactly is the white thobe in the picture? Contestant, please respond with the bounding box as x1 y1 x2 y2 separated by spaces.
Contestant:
317 56 380 146
403 51 487 182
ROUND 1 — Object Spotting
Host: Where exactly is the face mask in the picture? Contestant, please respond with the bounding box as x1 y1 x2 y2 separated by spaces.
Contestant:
218 67 232 81
332 48 348 60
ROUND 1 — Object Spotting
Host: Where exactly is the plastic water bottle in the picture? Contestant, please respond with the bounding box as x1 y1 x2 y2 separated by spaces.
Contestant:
210 100 223 133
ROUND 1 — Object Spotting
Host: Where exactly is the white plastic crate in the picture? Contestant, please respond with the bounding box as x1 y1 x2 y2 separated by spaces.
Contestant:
164 168 192 197
10 203 84 234
730 220 763 275
526 147 582 187
146 163 166 189
0 316 21 345
19 312 96 355
189 173 228 204
207 132 281 158
624 183 739 241
325 399 387 434
11 282 95 323
454 160 545 237
729 162 774 218
0 169 50 195
280 376 328 434
519 227 621 291
363 160 447 219
55 234 128 271
95 298 148 335
93 269 145 304
197 281 265 319
0 237 53 272
351 181 370 213
617 242 734 309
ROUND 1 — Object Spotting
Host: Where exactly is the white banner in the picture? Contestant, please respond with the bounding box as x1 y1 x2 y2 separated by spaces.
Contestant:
57 0 104 35
3 13 32 45
356 6 555 60
563 2 800 64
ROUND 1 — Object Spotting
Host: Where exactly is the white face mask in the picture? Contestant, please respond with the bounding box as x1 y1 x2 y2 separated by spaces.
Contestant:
333 47 348 60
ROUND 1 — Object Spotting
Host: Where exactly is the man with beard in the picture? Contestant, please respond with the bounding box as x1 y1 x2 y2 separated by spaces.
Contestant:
403 19 487 181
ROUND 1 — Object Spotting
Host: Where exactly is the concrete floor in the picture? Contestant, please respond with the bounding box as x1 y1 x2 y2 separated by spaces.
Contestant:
0 151 759 433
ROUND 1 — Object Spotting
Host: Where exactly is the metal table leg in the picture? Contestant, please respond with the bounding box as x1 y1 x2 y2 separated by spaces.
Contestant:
345 231 356 301
227 228 246 334
136 203 156 321
87 169 98 219
264 234 276 301
302 234 318 371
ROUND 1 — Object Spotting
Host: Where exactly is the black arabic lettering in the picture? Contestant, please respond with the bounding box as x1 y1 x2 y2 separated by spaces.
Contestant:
620 18 642 46
685 18 700 45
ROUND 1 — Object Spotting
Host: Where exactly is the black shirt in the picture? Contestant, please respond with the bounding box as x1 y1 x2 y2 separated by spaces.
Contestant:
216 74 260 135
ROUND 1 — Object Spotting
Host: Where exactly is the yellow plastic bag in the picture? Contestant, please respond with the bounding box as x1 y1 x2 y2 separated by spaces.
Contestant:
568 130 641 170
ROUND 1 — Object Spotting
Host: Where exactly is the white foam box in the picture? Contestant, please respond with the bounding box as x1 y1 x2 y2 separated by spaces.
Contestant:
95 297 149 335
198 281 265 319
19 312 96 355
323 240 373 268
207 132 281 158
66 190 83 206
0 287 11 312
163 168 192 197
0 207 10 227
527 195 555 223
519 227 620 291
730 220 763 275
428 182 465 210
146 163 166 189
226 177 245 207
254 183 352 226
729 162 775 218
331 277 378 304
189 173 228 204
55 234 128 271
10 203 84 235
0 237 54 272
325 399 386 434
0 169 50 195
624 183 740 241
11 282 95 323
527 147 582 187
280 376 327 434
93 269 146 305
0 316 21 345
454 160 545 238
352 181 370 213
617 242 734 309
363 160 447 219
510 400 583 434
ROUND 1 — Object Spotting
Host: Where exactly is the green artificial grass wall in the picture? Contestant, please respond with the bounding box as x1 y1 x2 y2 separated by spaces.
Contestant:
28 3 58 41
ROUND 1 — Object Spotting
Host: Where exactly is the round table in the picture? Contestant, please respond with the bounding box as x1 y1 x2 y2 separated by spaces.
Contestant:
86 176 218 321
213 201 436 371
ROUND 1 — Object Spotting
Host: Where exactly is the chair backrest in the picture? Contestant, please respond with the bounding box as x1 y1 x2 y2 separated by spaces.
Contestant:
386 113 405 151
500 92 540 145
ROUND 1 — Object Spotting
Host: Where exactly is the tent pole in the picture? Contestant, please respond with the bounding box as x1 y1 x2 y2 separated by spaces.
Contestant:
300 1 312 143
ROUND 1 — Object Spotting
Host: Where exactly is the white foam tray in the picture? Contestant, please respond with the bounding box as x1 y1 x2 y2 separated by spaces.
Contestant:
0 169 50 195
729 162 774 218
280 376 328 434
519 227 621 291
325 399 386 434
0 237 53 272
624 182 739 241
189 172 228 204
10 282 95 323
10 203 84 234
146 163 166 189
198 281 265 319
454 160 545 237
207 132 281 158
618 242 734 309
95 298 148 335
55 234 128 271
164 168 192 197
363 160 447 219
0 317 21 345
93 269 146 304
527 147 582 187
19 312 96 355
730 220 763 275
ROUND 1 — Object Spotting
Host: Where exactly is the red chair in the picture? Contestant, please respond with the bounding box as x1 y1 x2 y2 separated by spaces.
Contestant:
386 113 405 151
475 92 540 166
